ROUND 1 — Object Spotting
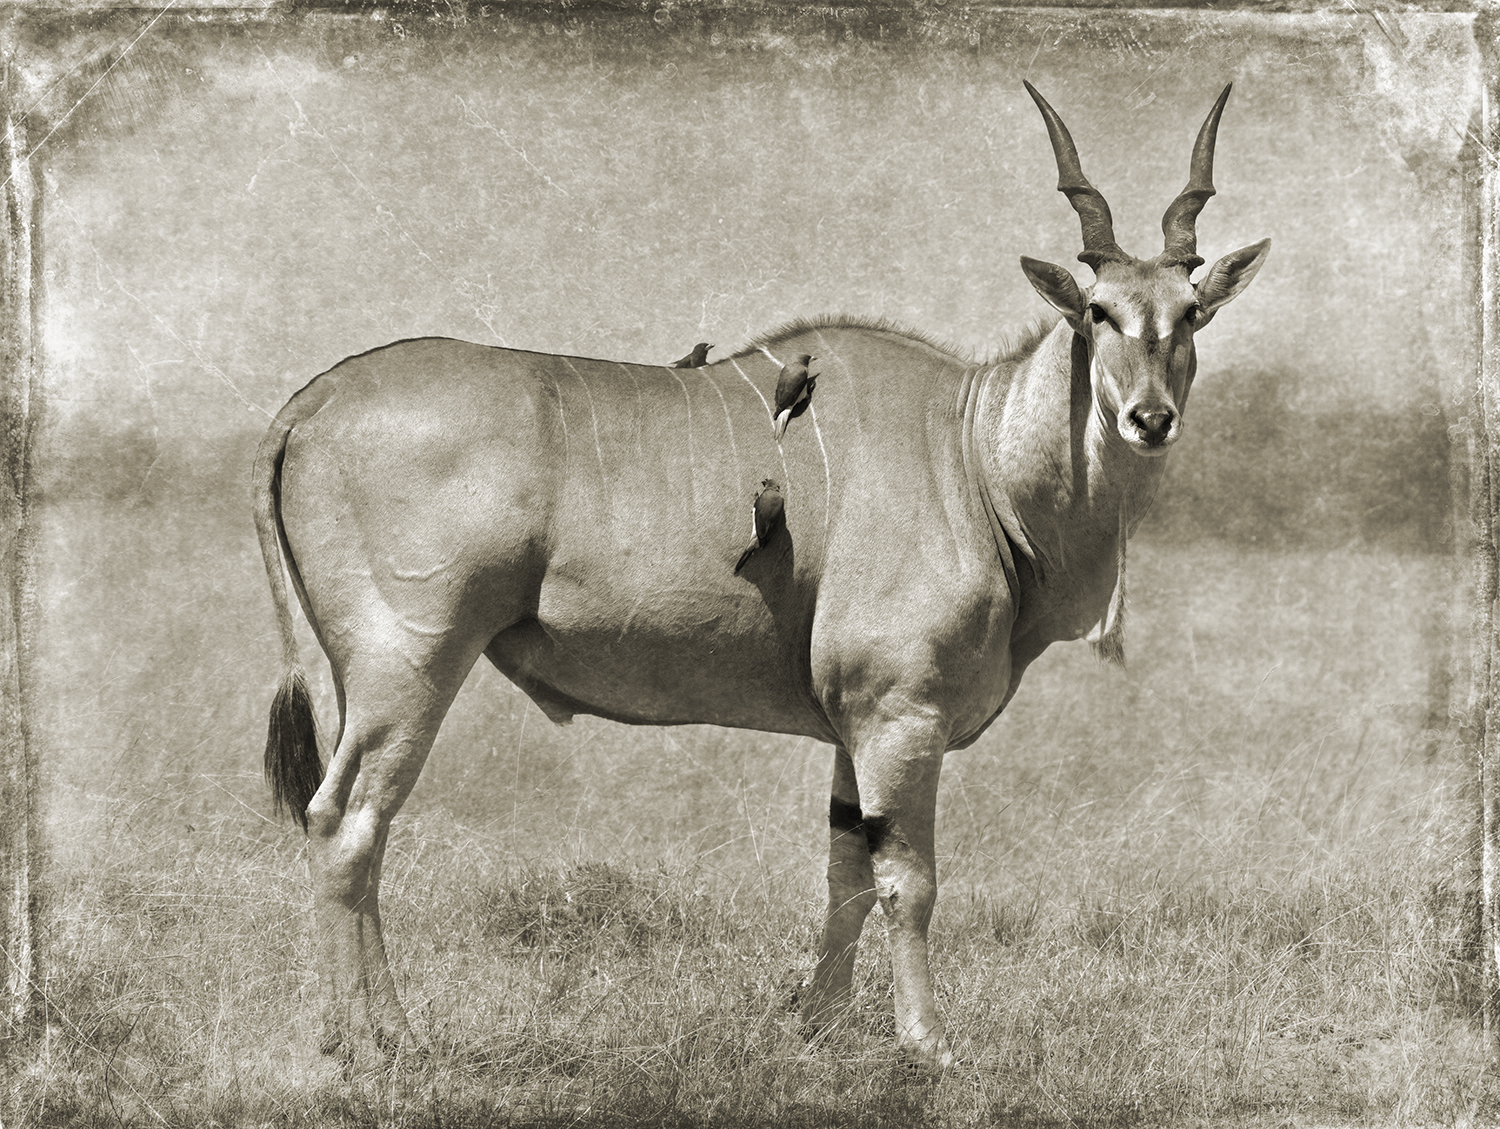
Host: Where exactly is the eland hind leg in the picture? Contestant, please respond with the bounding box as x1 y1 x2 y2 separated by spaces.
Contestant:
305 619 494 1061
802 746 878 1035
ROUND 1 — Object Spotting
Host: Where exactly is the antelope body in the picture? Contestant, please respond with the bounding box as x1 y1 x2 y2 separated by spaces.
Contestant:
255 84 1268 1068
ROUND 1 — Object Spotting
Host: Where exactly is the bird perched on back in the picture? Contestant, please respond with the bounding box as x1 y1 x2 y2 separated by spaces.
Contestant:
772 355 817 440
734 479 785 574
671 343 713 368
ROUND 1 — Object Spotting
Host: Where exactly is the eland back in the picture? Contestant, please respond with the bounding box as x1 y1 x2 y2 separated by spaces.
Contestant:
254 83 1268 1069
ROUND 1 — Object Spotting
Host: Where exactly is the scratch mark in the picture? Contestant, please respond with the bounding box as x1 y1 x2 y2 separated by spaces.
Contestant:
560 358 607 480
1342 0 1494 159
126 344 166 498
616 594 646 644
390 557 455 581
15 51 111 129
734 355 776 425
696 369 741 477
245 136 292 194
1115 55 1187 125
1024 23 1049 78
733 356 789 493
615 363 646 461
258 51 511 346
808 404 832 543
457 96 571 197
1361 4 1407 51
1 3 179 191
197 774 275 826
666 368 699 510
64 202 267 416
550 377 570 467
392 639 444 694
395 615 448 639
812 329 862 441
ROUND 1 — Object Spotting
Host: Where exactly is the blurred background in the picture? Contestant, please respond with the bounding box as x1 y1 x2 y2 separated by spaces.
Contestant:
17 4 1479 906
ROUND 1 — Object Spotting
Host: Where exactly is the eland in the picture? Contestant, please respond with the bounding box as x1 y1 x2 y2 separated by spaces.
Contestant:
254 83 1268 1069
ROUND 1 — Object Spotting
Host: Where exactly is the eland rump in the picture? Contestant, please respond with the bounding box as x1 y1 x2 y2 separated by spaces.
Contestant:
254 83 1268 1069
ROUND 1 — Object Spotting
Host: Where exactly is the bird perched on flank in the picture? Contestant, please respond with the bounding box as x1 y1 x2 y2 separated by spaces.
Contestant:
734 479 785 574
671 343 713 368
772 354 817 440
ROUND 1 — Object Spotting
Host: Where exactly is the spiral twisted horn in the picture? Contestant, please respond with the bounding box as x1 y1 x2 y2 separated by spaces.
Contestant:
1158 84 1232 271
1024 81 1128 272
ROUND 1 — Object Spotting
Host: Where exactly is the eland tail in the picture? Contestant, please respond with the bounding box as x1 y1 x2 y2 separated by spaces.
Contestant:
251 386 332 832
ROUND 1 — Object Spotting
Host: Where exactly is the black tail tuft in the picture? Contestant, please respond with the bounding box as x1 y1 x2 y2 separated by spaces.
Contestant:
265 669 323 832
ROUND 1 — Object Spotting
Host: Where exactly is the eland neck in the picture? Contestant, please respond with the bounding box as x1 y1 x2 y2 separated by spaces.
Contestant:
975 319 1174 642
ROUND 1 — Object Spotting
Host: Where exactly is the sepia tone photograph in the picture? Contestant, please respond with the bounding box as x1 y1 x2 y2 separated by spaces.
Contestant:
0 2 1494 1124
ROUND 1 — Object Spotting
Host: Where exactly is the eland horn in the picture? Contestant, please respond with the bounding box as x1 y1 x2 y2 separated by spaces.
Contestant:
1024 81 1128 271
1158 84 1233 272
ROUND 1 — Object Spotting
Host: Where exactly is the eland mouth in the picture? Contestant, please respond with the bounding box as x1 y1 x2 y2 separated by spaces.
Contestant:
1118 406 1180 454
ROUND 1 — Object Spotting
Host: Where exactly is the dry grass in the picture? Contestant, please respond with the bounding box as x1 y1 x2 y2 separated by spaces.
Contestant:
3 762 1491 1127
4 545 1497 1126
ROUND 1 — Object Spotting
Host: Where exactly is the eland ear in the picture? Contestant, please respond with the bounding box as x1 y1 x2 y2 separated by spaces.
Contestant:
1020 256 1087 326
1193 238 1270 328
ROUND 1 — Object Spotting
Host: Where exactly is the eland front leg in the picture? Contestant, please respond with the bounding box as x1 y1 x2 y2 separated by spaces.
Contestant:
806 721 953 1069
803 746 879 1034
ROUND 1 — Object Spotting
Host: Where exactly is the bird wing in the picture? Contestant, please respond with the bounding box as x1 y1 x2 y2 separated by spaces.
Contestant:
773 368 807 410
756 490 785 541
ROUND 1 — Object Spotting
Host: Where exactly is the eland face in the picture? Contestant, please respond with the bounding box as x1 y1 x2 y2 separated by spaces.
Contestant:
1083 260 1197 455
1019 82 1269 460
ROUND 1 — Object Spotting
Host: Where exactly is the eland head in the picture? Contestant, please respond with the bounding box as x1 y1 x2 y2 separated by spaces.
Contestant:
1019 83 1270 457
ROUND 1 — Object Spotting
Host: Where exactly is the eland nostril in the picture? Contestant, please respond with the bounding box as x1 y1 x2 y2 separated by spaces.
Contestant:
1129 408 1174 445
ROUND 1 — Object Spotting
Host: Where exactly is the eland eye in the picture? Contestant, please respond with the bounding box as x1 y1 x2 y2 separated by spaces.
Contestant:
1184 303 1203 327
1088 303 1114 327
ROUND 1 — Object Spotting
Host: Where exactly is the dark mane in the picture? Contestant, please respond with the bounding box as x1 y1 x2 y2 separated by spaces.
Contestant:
729 313 1059 366
980 317 1058 367
729 314 967 360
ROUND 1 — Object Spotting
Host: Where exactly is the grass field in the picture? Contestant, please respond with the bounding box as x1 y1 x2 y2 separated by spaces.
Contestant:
4 542 1495 1127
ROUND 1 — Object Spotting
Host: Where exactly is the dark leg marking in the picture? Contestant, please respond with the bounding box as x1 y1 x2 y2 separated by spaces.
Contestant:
830 796 864 834
861 813 892 856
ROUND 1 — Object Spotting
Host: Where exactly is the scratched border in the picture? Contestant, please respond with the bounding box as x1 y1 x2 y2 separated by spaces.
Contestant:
1463 7 1500 1054
0 0 1495 1039
0 65 42 1026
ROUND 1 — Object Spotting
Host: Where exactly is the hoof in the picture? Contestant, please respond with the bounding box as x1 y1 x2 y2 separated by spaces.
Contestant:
317 1025 354 1064
798 988 854 1039
799 1011 854 1047
373 1023 420 1059
897 1031 954 1072
317 1015 420 1070
798 1019 837 1048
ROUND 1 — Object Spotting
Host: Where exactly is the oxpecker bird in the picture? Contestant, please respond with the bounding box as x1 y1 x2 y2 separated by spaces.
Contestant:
671 343 713 368
772 355 816 440
734 479 785 574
